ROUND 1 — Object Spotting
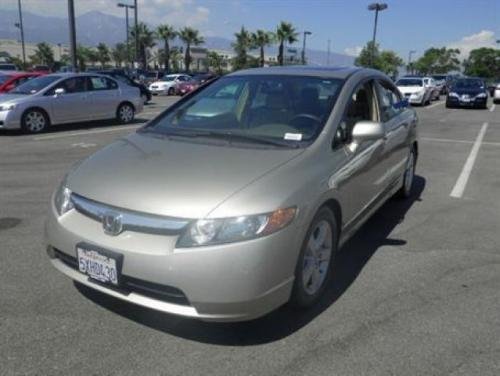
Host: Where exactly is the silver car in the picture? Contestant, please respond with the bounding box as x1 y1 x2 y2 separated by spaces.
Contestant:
0 73 143 133
45 67 418 322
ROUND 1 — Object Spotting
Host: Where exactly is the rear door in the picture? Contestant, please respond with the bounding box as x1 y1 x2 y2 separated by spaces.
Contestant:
88 76 120 119
374 79 410 188
48 76 91 123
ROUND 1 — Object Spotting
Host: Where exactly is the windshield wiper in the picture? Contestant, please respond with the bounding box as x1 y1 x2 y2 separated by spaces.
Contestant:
149 129 301 148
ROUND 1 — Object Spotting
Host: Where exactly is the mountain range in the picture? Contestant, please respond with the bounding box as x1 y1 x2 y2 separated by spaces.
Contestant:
0 9 354 66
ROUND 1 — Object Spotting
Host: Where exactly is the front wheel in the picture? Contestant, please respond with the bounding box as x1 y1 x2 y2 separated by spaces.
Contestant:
116 103 135 124
168 87 175 96
290 207 338 308
21 109 49 134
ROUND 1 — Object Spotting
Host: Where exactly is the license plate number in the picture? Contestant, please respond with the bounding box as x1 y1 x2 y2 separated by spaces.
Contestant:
77 247 119 285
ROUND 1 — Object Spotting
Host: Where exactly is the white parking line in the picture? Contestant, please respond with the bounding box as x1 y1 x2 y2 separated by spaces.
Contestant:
450 122 489 198
421 137 473 144
425 100 445 109
33 124 141 141
490 104 496 112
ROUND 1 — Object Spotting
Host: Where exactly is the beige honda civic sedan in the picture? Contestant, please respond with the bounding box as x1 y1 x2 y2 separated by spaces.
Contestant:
45 66 418 322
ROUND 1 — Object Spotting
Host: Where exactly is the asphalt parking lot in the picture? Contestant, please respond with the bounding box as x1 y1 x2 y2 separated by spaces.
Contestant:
1 96 499 376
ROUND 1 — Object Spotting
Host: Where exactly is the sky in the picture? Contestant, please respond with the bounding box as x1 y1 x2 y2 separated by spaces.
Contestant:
2 0 499 60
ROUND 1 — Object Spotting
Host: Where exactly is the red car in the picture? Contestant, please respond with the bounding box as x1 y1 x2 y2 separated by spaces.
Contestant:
0 72 44 93
175 79 200 96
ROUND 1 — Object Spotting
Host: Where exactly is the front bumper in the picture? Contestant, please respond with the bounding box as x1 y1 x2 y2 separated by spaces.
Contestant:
149 87 169 95
45 200 303 322
0 109 22 129
446 96 487 107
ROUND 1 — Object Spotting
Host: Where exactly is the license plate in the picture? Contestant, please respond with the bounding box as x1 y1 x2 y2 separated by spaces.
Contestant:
77 245 122 286
461 98 470 103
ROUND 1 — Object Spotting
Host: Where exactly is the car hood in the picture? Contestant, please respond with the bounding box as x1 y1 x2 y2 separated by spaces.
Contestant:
0 93 33 104
66 132 304 219
397 86 424 94
451 87 485 96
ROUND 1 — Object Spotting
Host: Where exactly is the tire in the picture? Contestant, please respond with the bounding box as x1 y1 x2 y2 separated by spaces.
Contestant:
290 207 338 308
116 103 135 124
21 108 49 134
168 87 175 96
397 147 416 198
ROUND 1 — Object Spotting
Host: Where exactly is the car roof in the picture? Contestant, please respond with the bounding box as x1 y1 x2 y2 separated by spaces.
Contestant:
228 66 362 79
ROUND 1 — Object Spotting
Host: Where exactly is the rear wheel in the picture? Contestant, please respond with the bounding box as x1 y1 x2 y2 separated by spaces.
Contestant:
21 109 49 134
116 103 135 124
398 147 416 198
291 207 338 308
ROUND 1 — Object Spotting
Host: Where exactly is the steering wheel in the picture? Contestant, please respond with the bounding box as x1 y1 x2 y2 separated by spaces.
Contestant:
289 113 322 134
290 113 322 124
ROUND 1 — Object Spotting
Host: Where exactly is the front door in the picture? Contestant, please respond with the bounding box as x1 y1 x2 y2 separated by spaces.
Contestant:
49 77 90 124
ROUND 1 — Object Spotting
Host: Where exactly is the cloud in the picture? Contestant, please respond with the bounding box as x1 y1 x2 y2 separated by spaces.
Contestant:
447 30 497 59
344 46 362 57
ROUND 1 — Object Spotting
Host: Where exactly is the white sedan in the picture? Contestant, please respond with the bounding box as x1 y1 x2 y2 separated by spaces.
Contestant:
494 83 500 104
148 74 191 96
396 77 435 106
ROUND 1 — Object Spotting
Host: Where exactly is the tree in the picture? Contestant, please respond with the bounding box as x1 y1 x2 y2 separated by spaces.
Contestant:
354 41 403 77
169 46 182 72
156 24 177 72
76 45 90 71
96 42 110 67
252 30 273 67
232 26 253 70
29 42 54 67
207 51 225 74
179 27 204 73
111 43 128 67
413 47 461 74
463 47 500 78
276 21 298 66
130 22 156 68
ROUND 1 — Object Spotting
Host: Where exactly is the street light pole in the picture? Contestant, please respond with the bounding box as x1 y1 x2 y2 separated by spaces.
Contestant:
327 39 331 65
67 0 77 71
408 50 416 74
118 3 135 67
16 0 26 67
368 2 388 67
134 0 138 67
301 31 312 65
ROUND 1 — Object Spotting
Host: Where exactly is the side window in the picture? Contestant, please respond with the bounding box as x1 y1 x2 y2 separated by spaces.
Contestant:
375 81 403 123
90 76 117 91
54 77 88 94
335 82 375 145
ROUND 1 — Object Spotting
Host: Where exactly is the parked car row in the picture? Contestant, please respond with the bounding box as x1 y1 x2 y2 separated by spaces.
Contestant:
147 72 218 97
0 73 143 133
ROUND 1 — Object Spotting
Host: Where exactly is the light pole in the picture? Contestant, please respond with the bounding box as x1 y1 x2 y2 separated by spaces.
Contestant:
408 50 416 74
368 2 387 67
327 39 331 65
134 0 138 67
301 31 312 65
15 0 26 67
67 0 77 71
117 2 135 67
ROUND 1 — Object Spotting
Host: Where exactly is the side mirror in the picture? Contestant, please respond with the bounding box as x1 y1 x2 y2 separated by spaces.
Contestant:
54 88 65 96
349 121 385 152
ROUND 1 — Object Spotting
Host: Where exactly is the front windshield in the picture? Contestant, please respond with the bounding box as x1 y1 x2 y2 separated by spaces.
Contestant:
10 75 61 94
396 78 423 87
142 75 343 145
161 76 176 82
454 79 483 89
432 75 446 81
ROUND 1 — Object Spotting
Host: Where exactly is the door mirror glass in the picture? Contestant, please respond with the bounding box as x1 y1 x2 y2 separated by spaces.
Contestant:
351 121 385 144
54 88 65 96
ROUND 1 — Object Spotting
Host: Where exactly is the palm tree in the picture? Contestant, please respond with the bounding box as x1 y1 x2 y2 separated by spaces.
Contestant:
112 43 128 67
96 42 110 67
29 42 55 67
179 27 204 73
276 21 298 66
252 30 273 67
207 51 225 74
169 46 182 72
130 22 155 68
232 26 253 70
156 24 177 72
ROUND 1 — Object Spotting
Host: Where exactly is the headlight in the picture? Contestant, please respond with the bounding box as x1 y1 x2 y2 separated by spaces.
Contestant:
0 104 16 111
177 207 297 247
448 92 459 98
54 183 74 216
476 93 487 98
